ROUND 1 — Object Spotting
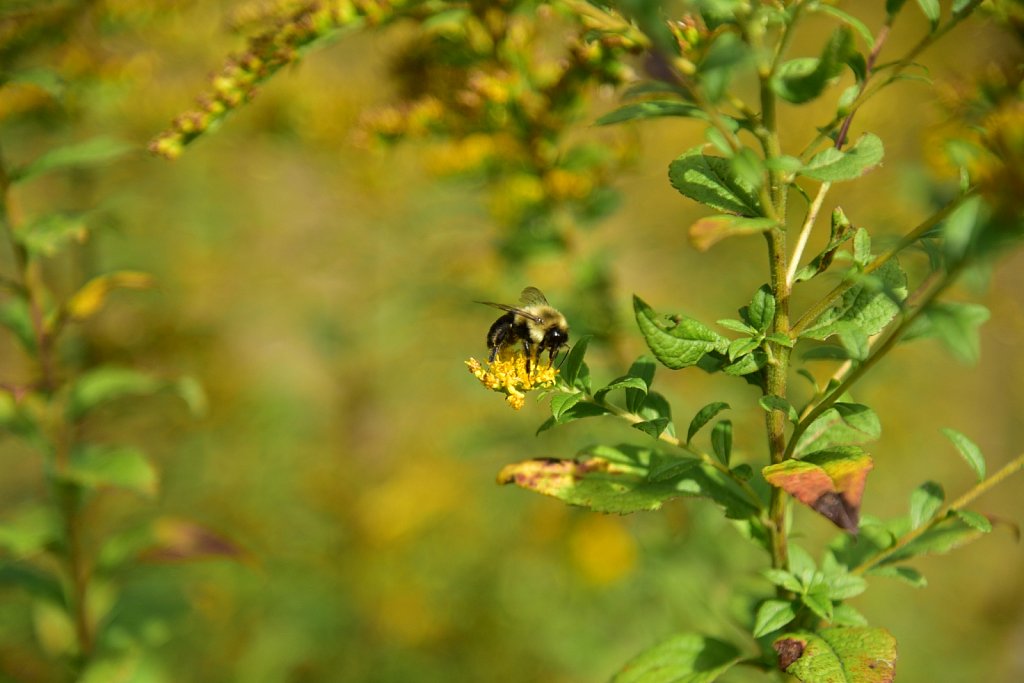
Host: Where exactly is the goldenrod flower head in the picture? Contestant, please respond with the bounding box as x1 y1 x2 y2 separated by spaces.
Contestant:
465 350 558 410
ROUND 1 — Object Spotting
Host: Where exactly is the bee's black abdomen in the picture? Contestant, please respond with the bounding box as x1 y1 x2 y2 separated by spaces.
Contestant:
486 312 517 360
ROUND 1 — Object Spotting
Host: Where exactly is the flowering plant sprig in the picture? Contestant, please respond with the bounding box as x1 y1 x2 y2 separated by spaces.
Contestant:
150 0 1024 680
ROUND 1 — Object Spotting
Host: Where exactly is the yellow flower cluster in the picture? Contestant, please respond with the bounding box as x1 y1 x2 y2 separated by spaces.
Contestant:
465 353 558 410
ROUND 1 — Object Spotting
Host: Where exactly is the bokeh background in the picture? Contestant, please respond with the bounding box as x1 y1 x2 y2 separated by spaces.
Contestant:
1 1 1023 681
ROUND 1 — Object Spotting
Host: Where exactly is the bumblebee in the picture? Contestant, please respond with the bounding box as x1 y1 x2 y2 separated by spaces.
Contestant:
477 287 570 373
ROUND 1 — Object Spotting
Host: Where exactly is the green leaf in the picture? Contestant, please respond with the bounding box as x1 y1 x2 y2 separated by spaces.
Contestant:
811 4 875 46
11 137 133 184
955 509 992 533
687 402 730 444
33 600 77 657
625 356 657 413
941 195 982 262
698 33 751 103
595 376 649 404
538 401 610 433
773 627 897 682
794 403 881 457
802 344 850 362
0 390 43 445
881 515 987 564
559 336 591 389
866 564 928 588
727 336 760 361
79 650 171 683
903 302 989 364
612 633 741 683
953 0 979 16
711 420 732 466
759 395 799 424
62 445 158 497
909 481 944 529
688 215 777 251
721 349 767 376
551 392 585 420
15 213 89 257
0 297 37 353
632 418 670 439
788 543 818 581
801 586 834 622
801 133 884 182
174 375 208 418
834 323 869 361
754 599 797 638
796 368 819 392
7 67 67 101
801 260 908 341
596 101 708 126
669 148 762 216
66 367 163 421
699 0 747 29
731 148 766 190
0 506 59 558
638 391 676 438
763 568 803 593
717 318 756 334
634 296 728 370
853 227 872 267
745 284 775 332
826 573 867 600
832 603 870 627
772 27 854 104
914 0 941 29
836 84 860 115
731 465 754 486
886 0 909 17
767 331 795 348
0 561 65 604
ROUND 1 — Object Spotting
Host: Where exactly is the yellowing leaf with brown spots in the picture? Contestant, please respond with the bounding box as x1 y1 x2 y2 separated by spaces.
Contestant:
763 450 873 532
773 627 896 682
498 445 762 518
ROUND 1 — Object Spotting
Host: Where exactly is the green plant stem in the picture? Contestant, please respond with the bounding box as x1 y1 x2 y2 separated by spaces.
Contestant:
0 142 93 664
785 181 831 286
853 452 1024 575
833 22 891 150
786 261 963 459
756 16 793 573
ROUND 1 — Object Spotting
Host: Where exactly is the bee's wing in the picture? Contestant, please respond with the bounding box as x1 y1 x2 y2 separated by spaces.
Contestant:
475 300 544 323
519 286 549 306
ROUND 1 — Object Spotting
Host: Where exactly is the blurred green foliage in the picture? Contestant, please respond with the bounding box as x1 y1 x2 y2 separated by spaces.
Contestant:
0 1 1022 682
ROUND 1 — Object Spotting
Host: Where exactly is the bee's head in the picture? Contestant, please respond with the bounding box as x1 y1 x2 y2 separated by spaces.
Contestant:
545 325 569 352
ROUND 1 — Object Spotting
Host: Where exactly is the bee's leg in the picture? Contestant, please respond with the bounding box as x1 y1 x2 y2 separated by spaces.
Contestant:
522 339 533 374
